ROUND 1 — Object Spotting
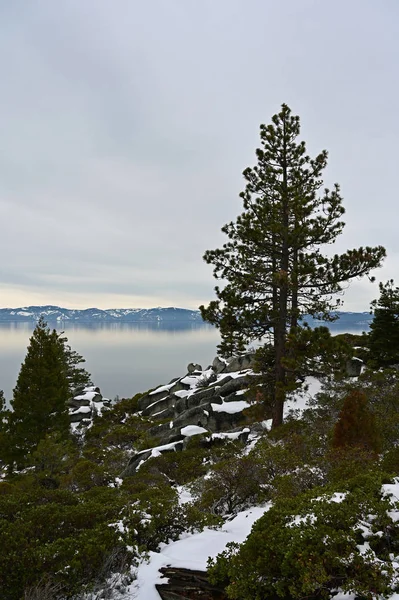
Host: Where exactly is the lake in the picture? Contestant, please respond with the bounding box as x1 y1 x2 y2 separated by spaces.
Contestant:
0 321 368 404
0 322 221 403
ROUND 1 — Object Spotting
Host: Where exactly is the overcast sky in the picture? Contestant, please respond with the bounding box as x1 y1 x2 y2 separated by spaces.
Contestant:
0 0 398 311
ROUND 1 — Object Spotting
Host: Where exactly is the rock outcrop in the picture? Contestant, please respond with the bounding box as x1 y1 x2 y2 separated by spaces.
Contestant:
67 386 111 424
120 357 256 476
156 567 227 599
136 358 255 443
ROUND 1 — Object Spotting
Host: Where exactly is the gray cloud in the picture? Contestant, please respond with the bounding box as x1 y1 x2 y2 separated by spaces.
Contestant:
0 0 398 310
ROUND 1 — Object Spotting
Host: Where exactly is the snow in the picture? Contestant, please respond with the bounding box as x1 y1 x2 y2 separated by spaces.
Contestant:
235 388 248 395
180 425 208 437
138 440 182 457
149 383 175 396
211 400 250 414
130 504 271 600
173 389 190 398
74 391 98 401
283 376 323 417
69 405 91 415
180 375 202 386
210 428 250 441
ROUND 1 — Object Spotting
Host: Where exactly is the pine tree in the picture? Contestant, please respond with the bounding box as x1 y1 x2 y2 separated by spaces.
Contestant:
57 333 92 394
0 389 12 469
8 318 91 468
200 104 385 428
368 280 399 368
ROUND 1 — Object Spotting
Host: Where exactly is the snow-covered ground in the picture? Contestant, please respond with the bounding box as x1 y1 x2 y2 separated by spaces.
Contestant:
129 505 270 600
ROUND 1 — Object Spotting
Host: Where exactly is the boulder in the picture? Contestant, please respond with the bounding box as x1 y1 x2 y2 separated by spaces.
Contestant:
138 387 171 411
173 405 213 430
69 409 92 423
224 353 256 373
346 357 363 377
187 363 203 374
72 385 101 396
121 441 184 477
187 386 218 405
156 567 225 600
218 376 251 398
169 380 191 395
174 396 189 414
67 397 91 408
142 394 175 417
91 393 104 403
207 406 246 432
212 356 227 374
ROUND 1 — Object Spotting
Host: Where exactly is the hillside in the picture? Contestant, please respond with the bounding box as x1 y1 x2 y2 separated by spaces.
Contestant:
3 343 399 600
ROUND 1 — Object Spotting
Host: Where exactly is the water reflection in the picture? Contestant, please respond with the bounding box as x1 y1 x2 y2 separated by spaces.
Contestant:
0 322 220 403
0 321 369 405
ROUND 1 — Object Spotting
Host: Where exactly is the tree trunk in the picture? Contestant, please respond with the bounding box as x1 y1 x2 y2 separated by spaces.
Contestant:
272 115 289 429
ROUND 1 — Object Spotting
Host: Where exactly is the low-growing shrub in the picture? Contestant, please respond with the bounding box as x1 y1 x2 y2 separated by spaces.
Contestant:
208 475 396 600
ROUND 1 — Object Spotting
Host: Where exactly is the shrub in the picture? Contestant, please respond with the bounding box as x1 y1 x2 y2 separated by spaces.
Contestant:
208 475 396 600
332 389 380 454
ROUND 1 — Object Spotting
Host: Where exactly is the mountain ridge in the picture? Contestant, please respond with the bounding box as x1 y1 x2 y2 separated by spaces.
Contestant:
0 306 373 328
0 305 203 323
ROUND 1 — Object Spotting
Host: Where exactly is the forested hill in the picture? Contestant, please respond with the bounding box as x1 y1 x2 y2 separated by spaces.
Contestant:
0 306 372 328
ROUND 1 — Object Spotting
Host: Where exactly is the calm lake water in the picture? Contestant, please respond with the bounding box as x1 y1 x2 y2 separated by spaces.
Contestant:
0 321 368 405
0 322 221 403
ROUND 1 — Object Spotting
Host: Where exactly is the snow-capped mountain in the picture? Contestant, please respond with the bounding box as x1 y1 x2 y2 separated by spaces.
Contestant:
0 305 203 323
0 306 373 329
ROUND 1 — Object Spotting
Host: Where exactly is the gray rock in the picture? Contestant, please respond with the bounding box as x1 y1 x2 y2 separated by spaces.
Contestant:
156 567 225 600
206 403 247 432
67 398 91 408
346 357 363 377
69 410 92 423
72 385 101 396
218 376 251 398
212 356 227 374
187 386 218 404
121 441 184 477
187 363 202 374
173 405 212 430
147 421 178 440
142 395 175 417
224 353 256 373
174 396 189 415
90 393 103 403
138 388 171 411
170 380 190 395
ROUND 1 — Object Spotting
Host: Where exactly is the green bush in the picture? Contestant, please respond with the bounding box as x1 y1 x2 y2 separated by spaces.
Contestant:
208 475 396 600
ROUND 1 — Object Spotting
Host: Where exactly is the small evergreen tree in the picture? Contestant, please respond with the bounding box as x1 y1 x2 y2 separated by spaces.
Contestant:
368 280 399 368
201 104 385 427
8 318 90 468
332 389 380 454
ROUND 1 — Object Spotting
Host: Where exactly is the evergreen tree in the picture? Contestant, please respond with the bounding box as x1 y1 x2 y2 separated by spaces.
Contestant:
200 104 385 428
0 389 12 470
58 333 92 394
368 280 399 368
8 318 90 468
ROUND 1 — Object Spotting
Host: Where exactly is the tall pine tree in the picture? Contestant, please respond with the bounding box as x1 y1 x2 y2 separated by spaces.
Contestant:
201 105 385 428
368 280 399 368
8 318 91 468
